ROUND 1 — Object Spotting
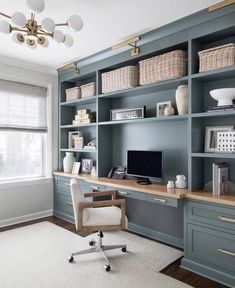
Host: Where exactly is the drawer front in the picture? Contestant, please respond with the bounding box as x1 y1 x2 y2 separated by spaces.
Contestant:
186 223 235 273
186 200 235 231
147 194 178 207
55 193 74 217
54 177 71 194
106 186 146 201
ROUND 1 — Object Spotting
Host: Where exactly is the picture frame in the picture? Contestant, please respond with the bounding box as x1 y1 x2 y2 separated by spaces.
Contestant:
156 101 171 117
72 162 81 174
205 125 234 153
68 131 82 149
81 158 93 174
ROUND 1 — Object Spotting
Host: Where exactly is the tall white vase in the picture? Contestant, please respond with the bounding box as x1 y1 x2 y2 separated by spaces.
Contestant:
63 152 75 173
175 85 188 115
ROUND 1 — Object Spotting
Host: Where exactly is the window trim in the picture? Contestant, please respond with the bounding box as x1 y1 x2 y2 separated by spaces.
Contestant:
0 74 53 184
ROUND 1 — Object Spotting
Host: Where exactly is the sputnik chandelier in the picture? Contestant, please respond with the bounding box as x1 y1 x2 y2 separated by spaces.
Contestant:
0 0 83 49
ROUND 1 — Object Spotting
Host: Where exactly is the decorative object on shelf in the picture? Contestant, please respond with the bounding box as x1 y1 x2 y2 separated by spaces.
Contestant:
139 50 187 85
101 66 138 93
65 87 81 102
175 175 187 188
207 103 235 112
205 125 234 153
156 101 171 117
198 43 235 72
209 88 235 107
112 35 140 56
91 166 96 177
217 131 235 152
81 158 93 174
110 106 146 121
175 84 188 115
74 136 84 150
0 0 83 49
164 103 175 116
81 82 96 98
212 162 229 196
68 131 82 149
63 152 76 173
167 180 175 189
72 162 81 174
84 139 96 150
72 109 94 125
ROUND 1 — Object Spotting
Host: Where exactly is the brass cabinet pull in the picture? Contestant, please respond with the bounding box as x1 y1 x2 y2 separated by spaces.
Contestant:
65 202 73 206
64 183 70 187
153 198 166 204
218 216 235 224
218 248 235 257
118 191 128 195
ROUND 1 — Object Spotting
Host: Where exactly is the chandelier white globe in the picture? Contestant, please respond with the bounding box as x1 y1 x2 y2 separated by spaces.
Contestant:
0 0 83 49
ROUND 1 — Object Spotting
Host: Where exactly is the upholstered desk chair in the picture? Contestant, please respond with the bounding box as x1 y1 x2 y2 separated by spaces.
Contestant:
68 178 127 271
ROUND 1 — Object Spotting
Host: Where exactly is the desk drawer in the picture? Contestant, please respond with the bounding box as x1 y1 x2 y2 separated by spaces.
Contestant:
107 186 146 201
186 223 235 274
55 193 74 217
147 195 178 207
55 177 70 193
186 200 235 231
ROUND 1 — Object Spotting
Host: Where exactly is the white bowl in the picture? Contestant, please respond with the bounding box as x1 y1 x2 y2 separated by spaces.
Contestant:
210 88 235 106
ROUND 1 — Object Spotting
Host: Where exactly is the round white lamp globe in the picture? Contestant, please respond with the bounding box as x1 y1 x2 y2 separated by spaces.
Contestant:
41 17 55 33
26 38 37 49
68 15 83 32
39 37 49 48
0 20 11 34
26 0 45 13
63 34 74 47
12 12 26 27
12 33 25 45
53 30 64 43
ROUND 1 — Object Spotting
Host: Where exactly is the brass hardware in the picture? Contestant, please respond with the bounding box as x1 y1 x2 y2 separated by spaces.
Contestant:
218 248 235 257
112 36 140 56
153 198 166 204
90 185 100 190
58 62 80 76
65 202 73 206
208 0 235 12
118 191 128 195
0 11 11 19
218 216 235 223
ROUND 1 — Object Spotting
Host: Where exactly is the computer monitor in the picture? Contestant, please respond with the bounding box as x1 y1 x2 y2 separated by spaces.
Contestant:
127 150 163 185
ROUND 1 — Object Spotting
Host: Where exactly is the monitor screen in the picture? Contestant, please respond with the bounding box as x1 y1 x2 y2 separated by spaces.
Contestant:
127 150 163 180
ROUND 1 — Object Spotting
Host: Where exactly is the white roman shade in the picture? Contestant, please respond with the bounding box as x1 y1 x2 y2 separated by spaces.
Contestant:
0 79 47 131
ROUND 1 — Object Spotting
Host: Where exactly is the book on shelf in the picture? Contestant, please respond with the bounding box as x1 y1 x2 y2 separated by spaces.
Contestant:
207 104 235 112
212 162 229 196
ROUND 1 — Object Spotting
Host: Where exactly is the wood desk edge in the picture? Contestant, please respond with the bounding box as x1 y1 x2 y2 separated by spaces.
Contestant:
53 172 235 206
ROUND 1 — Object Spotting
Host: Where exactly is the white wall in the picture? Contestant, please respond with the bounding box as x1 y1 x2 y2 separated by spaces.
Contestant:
0 61 58 227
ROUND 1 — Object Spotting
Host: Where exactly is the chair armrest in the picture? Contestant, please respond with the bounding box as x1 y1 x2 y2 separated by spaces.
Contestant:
84 190 116 200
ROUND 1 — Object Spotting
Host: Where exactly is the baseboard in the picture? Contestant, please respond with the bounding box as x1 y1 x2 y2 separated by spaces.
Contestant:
0 209 53 228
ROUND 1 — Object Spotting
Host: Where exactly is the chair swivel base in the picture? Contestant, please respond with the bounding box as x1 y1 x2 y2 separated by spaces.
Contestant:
68 231 127 272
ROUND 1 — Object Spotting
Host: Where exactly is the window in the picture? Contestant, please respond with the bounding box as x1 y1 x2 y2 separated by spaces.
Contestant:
0 79 47 181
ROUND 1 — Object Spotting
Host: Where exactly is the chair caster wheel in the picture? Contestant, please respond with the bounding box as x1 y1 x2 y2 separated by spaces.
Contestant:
89 240 95 246
68 256 74 263
121 247 127 252
104 264 111 272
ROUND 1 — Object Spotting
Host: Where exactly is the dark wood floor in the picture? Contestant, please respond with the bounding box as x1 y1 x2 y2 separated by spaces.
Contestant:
0 216 228 288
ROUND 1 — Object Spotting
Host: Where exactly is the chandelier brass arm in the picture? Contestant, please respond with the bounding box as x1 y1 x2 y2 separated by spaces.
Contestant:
0 11 11 19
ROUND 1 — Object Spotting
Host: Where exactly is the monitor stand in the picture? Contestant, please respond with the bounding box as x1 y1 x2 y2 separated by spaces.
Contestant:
136 177 152 185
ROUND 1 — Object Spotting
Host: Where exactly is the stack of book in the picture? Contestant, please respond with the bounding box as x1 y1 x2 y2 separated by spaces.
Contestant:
212 162 229 196
208 104 235 112
72 109 94 125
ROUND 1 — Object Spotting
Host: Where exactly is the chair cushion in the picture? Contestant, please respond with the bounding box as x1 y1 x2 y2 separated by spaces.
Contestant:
82 206 123 227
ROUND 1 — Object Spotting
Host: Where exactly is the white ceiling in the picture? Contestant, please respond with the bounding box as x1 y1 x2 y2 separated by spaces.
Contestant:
0 0 220 72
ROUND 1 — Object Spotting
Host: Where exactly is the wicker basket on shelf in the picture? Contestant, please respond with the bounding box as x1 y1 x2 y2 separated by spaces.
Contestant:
65 87 81 101
139 50 187 85
81 82 96 98
198 43 235 73
101 66 138 93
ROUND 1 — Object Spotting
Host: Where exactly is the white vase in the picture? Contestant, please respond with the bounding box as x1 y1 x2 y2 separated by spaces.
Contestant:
175 85 188 115
63 152 75 173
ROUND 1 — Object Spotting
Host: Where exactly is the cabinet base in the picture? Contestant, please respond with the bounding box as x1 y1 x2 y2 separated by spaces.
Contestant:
181 257 235 288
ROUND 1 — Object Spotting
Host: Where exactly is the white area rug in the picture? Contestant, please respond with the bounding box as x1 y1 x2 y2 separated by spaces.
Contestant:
0 222 191 288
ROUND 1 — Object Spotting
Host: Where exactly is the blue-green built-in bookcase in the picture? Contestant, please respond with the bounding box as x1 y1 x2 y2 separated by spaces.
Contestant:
58 4 235 192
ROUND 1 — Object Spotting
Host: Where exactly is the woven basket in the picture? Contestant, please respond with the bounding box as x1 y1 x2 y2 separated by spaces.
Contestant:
65 87 81 101
139 50 187 85
81 82 96 98
198 43 235 72
101 66 138 93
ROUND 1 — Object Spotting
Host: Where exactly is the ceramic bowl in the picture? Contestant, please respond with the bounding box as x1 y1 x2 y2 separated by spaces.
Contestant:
210 88 235 106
